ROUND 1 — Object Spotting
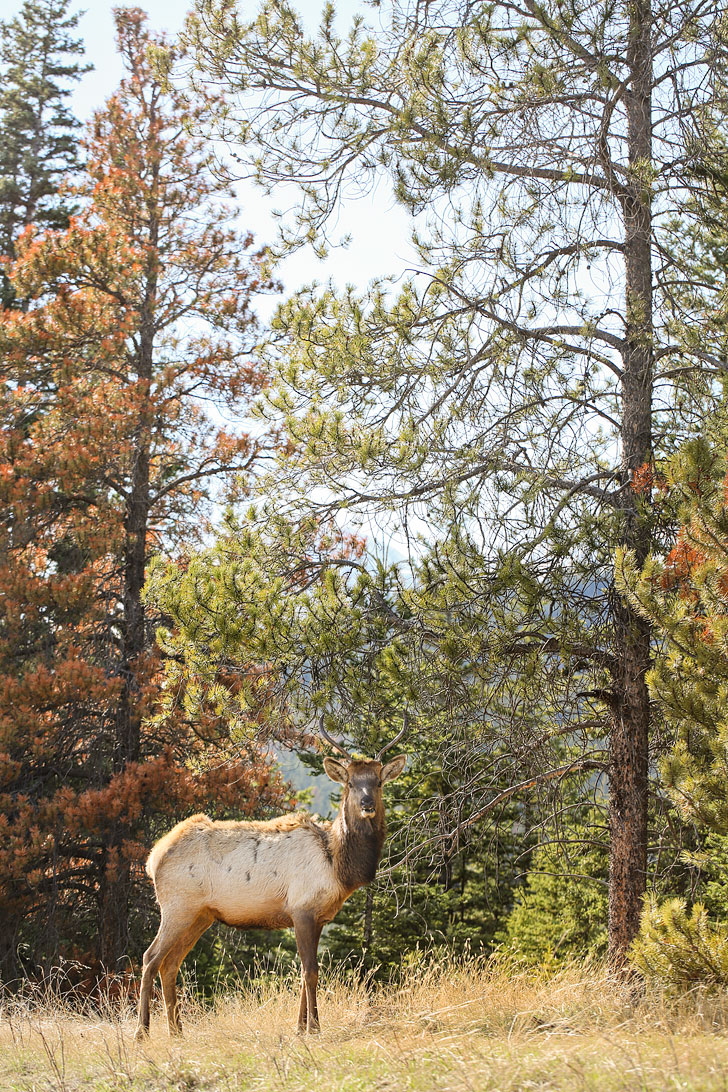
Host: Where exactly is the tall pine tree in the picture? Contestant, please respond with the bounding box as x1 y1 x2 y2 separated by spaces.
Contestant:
0 7 285 985
0 0 89 307
181 0 727 963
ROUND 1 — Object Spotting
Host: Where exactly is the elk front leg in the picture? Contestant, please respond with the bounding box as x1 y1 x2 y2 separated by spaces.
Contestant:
297 978 308 1031
293 913 323 1033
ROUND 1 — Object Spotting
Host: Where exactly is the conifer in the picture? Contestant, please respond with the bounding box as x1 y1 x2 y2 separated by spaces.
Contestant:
0 8 284 984
0 0 89 307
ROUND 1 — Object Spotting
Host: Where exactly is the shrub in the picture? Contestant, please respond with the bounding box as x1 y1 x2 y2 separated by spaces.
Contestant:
630 896 728 989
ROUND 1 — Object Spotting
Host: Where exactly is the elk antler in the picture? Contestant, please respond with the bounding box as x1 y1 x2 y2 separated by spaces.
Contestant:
318 712 352 760
376 709 409 761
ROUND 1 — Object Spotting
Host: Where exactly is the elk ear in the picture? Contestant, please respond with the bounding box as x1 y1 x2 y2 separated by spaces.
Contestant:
323 757 349 784
381 754 407 783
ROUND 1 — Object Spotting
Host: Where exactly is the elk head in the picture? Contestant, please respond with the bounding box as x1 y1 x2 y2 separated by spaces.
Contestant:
319 713 408 820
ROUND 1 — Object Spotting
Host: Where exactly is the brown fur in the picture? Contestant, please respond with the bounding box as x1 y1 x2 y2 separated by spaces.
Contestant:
329 775 387 891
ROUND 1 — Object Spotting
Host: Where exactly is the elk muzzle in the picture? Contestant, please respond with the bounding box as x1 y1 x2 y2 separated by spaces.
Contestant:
359 793 376 818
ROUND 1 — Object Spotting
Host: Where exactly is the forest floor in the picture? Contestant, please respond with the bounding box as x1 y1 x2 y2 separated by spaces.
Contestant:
2 958 728 1091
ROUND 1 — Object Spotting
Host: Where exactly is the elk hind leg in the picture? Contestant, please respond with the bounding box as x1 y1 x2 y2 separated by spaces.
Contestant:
159 912 213 1037
135 911 193 1041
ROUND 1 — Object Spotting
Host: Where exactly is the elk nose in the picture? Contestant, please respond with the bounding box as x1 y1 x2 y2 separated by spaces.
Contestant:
361 796 375 812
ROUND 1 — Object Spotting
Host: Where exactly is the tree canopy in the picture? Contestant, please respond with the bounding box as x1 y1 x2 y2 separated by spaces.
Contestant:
0 6 285 983
0 0 89 307
167 0 728 961
2 0 728 988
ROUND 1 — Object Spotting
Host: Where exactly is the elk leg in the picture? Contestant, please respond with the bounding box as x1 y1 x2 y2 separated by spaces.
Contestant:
293 913 323 1033
297 979 307 1031
159 912 214 1036
135 912 191 1041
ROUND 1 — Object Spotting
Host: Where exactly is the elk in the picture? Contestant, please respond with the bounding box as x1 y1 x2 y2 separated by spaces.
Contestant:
134 717 408 1038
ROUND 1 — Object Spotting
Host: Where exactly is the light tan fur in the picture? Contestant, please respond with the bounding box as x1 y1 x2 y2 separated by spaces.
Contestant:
146 812 341 929
145 812 324 883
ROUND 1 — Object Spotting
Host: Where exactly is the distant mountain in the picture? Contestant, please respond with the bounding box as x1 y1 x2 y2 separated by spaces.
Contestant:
272 747 335 816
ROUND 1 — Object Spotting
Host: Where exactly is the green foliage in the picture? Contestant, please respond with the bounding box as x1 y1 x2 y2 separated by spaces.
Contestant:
323 760 538 978
631 897 728 990
615 136 728 843
697 833 728 920
617 122 728 991
499 826 608 965
177 923 299 999
616 435 728 835
0 0 89 305
180 0 728 963
148 505 602 977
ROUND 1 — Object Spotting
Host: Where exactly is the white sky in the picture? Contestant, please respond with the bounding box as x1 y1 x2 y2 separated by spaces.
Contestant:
7 0 419 565
11 0 417 298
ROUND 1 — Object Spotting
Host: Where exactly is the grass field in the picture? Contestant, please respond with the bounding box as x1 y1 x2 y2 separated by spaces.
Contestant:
3 958 728 1091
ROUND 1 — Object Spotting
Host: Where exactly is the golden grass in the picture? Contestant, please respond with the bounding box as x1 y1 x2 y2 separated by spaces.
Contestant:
2 957 728 1091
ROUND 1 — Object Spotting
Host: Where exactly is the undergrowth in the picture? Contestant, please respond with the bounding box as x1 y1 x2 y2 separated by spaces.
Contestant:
2 954 728 1090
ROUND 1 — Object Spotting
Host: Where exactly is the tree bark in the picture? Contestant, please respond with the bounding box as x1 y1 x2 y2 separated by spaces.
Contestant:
609 0 653 966
98 125 160 973
0 913 20 986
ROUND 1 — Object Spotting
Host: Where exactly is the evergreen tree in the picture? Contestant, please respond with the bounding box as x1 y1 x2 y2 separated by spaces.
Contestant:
618 439 728 842
147 512 586 971
608 115 728 988
616 434 728 986
0 0 89 307
631 897 728 990
0 7 283 985
617 119 728 843
180 0 727 964
500 817 609 965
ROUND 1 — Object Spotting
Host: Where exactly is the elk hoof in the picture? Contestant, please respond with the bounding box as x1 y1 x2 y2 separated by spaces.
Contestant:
134 1026 149 1042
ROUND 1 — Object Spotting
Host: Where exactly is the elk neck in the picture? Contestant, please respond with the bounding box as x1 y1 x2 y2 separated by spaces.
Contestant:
330 788 387 893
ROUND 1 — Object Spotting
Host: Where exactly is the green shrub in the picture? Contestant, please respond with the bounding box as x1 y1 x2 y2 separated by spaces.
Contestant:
498 835 608 964
630 896 728 989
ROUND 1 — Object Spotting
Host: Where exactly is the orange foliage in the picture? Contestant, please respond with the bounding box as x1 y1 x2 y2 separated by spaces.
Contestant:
0 9 285 985
661 529 706 591
631 461 654 496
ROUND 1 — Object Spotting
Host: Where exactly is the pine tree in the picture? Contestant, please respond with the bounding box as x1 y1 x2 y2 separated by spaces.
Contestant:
618 440 728 839
616 121 728 842
0 7 284 985
605 114 728 987
146 512 581 971
630 898 728 990
500 818 609 966
181 0 727 964
0 0 89 307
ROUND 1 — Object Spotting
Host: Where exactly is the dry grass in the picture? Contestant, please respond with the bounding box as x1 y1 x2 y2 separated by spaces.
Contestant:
2 956 728 1091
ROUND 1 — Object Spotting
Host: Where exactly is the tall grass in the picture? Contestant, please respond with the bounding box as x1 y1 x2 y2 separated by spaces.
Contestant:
3 954 728 1090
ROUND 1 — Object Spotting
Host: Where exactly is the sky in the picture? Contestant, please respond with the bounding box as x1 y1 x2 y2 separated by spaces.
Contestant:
3 0 416 783
10 0 417 300
7 0 418 567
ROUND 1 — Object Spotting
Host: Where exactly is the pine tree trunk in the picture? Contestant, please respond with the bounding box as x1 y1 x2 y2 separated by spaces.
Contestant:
609 0 653 966
97 144 160 972
0 913 19 986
